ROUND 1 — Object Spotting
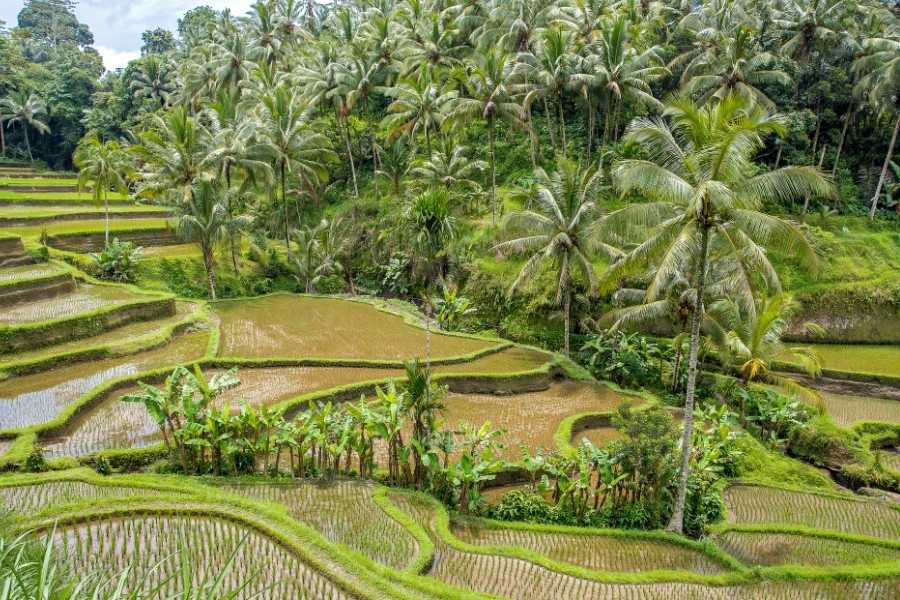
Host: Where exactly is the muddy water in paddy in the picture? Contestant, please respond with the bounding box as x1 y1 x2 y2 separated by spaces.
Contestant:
1 331 209 432
0 263 59 282
439 381 629 460
42 347 550 457
215 295 498 359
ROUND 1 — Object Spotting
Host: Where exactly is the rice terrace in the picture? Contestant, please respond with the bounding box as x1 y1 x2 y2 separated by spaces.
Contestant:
1 0 900 598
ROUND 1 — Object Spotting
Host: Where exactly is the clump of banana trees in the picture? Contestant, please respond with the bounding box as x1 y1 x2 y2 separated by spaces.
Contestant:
125 361 504 512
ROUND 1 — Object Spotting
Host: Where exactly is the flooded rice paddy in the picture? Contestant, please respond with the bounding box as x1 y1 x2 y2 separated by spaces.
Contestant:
814 391 900 426
52 514 354 600
451 519 727 574
0 263 59 282
0 331 209 431
0 481 163 514
40 347 550 457
713 531 900 567
0 283 152 325
215 295 498 359
724 484 900 540
224 480 417 570
796 343 900 377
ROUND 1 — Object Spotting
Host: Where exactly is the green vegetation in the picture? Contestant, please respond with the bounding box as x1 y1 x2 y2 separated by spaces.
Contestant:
0 0 899 596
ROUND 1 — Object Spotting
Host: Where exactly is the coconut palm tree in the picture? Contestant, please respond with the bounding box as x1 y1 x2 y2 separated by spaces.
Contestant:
853 35 900 219
444 49 525 224
177 181 229 299
258 84 336 246
74 133 132 246
605 94 834 533
773 0 853 61
706 294 824 398
495 158 621 354
133 107 208 205
130 54 177 109
411 142 486 197
678 26 790 109
0 92 50 163
381 74 453 156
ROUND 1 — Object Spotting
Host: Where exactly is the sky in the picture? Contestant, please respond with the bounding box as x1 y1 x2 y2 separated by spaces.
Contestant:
0 0 256 70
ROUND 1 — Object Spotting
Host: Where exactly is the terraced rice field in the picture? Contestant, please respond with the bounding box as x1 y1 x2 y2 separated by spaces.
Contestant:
0 263 59 282
880 450 900 471
452 520 727 573
224 481 417 569
0 330 209 431
1 300 200 365
713 531 900 566
440 382 627 459
390 492 897 600
0 205 169 218
51 514 354 599
799 343 900 377
814 391 900 426
0 283 152 325
142 243 202 257
574 425 621 448
0 480 162 514
724 484 900 540
12 218 173 239
215 295 498 360
0 439 10 457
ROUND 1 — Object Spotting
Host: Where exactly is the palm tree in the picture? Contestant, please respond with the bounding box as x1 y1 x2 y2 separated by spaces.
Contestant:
375 138 412 196
177 181 228 300
605 94 833 533
706 294 824 398
405 188 457 285
853 36 900 219
678 26 790 109
444 49 525 224
411 143 486 196
258 84 336 246
0 92 50 163
381 74 453 156
74 133 131 246
133 107 208 205
774 0 852 61
495 159 620 354
130 54 177 109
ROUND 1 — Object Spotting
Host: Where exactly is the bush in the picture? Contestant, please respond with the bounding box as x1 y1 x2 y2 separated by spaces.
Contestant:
487 489 556 523
25 447 48 473
578 332 668 389
91 238 144 283
94 454 112 475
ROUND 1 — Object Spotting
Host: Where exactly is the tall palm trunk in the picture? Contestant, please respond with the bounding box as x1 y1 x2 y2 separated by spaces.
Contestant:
0 123 5 156
23 125 33 163
103 187 110 246
563 286 571 356
667 222 709 535
281 160 289 247
557 95 567 157
489 117 498 225
870 114 900 220
202 242 218 300
343 119 359 197
543 96 557 149
831 109 853 177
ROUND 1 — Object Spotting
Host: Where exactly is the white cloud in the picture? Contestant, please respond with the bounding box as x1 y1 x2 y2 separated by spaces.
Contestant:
95 45 141 71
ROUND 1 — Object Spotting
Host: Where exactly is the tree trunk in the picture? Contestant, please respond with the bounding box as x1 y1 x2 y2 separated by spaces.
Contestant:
543 96 557 150
0 122 5 156
584 89 593 161
870 115 900 220
810 100 822 161
832 109 853 177
281 160 290 248
558 96 567 157
666 222 710 535
23 125 33 163
563 286 571 356
104 188 110 246
203 242 218 300
802 145 828 217
344 120 359 197
489 117 498 225
774 142 783 169
527 107 539 168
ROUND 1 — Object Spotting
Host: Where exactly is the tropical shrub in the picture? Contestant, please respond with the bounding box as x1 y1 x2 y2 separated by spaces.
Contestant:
91 238 144 283
578 332 668 389
434 285 475 331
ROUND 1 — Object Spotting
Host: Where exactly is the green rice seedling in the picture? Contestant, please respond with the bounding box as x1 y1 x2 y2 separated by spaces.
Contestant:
790 344 900 378
0 481 160 515
0 263 59 282
224 480 418 570
0 284 151 325
725 485 900 540
52 514 354 599
713 531 900 567
813 392 900 427
451 520 727 574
